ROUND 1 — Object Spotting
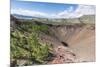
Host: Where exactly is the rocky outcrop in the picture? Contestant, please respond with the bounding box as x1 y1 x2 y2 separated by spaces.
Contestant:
48 46 77 64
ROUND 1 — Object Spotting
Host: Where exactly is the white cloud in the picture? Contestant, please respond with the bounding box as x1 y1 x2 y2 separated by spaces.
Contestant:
75 5 95 15
55 5 95 18
58 6 74 16
11 8 49 17
11 5 95 18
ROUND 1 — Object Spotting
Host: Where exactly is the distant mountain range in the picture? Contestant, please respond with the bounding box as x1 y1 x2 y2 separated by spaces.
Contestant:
12 14 38 19
11 14 95 24
12 14 48 19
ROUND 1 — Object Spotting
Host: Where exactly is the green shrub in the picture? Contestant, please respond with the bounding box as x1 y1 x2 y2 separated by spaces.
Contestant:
10 23 52 66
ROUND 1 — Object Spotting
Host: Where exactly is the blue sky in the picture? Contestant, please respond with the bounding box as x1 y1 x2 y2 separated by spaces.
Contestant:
11 0 95 18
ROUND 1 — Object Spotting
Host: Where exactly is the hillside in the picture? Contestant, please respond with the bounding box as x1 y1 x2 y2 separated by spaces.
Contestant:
10 15 95 66
12 14 95 24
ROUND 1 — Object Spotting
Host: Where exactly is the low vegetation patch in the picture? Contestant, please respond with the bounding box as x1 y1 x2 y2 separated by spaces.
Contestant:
10 22 52 66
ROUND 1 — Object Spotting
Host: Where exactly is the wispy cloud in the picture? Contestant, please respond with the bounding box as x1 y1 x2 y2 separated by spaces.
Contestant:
11 5 95 18
11 8 49 17
55 5 95 18
74 5 95 16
